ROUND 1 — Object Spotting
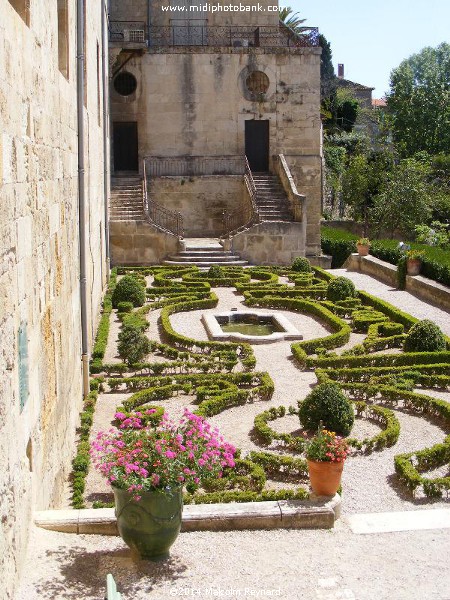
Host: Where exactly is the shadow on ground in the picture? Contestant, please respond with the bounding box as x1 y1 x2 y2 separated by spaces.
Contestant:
33 544 188 599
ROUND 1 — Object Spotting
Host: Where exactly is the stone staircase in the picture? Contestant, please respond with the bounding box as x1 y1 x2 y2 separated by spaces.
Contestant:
110 175 145 221
164 238 248 267
253 173 293 221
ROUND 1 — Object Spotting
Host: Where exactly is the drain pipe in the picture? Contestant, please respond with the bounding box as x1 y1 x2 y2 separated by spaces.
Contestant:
101 0 110 278
77 0 90 398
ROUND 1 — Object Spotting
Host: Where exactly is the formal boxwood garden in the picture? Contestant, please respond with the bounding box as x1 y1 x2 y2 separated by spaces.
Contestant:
71 262 450 508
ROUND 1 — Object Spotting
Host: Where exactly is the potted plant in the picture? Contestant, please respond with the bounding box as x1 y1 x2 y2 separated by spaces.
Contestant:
356 237 370 256
306 428 349 496
91 409 236 560
406 249 425 276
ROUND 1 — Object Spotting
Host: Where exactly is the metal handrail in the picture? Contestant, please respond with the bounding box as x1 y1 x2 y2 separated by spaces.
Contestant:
222 156 260 237
108 22 320 48
143 160 183 237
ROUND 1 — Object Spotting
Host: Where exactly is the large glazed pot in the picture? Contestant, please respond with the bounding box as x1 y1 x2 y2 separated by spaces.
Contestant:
356 244 369 257
406 258 422 276
113 486 183 560
307 460 344 496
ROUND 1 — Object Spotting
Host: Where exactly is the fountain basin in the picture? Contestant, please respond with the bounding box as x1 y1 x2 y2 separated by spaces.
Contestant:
202 311 303 344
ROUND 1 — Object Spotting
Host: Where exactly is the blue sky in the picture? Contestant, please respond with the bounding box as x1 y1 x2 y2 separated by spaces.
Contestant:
284 0 450 97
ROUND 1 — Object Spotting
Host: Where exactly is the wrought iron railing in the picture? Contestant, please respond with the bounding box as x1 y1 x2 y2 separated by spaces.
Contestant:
109 22 319 48
144 156 245 177
222 156 260 237
143 160 184 237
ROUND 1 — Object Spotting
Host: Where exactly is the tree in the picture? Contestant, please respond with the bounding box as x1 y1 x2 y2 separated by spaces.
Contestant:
370 158 433 238
342 149 394 234
387 43 450 157
278 7 306 32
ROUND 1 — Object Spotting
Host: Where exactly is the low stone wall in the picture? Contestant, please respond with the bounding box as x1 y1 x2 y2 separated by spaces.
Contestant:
110 221 178 265
149 176 245 237
232 221 305 266
345 253 450 311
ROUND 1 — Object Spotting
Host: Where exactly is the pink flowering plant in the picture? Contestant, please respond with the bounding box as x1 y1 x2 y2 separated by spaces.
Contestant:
306 428 349 463
90 409 236 497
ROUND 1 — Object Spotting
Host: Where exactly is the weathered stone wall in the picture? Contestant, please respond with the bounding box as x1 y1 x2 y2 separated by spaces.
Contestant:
149 176 245 236
110 45 322 253
0 1 107 595
110 221 179 264
232 221 306 265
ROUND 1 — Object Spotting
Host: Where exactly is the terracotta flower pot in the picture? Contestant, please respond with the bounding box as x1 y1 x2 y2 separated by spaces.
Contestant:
307 459 344 496
356 244 370 257
406 258 422 276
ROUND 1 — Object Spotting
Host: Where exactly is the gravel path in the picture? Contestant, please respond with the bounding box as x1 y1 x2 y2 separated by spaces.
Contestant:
332 269 450 335
15 523 450 600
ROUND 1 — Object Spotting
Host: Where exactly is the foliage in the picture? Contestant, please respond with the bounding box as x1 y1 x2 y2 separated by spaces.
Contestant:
278 6 306 31
326 276 357 302
207 265 224 279
112 275 146 308
403 320 446 353
117 324 151 365
387 43 450 157
291 256 312 273
415 222 450 249
90 409 236 497
371 158 433 238
298 382 355 436
306 428 349 462
117 301 133 313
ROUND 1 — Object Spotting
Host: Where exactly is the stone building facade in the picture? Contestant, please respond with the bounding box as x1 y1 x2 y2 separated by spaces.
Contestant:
109 0 323 260
0 0 108 595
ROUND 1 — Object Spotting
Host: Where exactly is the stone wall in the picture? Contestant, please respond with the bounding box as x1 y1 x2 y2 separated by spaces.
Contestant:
149 176 245 236
110 45 322 254
110 221 179 265
232 221 305 265
0 0 107 595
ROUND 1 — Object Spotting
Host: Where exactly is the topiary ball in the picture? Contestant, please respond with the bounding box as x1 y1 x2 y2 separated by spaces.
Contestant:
326 276 357 302
403 320 446 353
291 257 312 273
112 275 146 308
207 265 224 278
299 382 354 436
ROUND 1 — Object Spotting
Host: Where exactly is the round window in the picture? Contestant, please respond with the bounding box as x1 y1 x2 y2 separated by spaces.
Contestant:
246 71 270 94
113 72 137 96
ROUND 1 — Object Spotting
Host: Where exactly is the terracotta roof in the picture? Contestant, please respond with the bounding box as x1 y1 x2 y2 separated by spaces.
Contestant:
337 78 375 91
372 98 387 107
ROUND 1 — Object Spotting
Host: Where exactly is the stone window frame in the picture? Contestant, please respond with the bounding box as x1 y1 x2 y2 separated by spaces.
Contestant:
112 70 140 103
57 0 69 79
8 0 30 26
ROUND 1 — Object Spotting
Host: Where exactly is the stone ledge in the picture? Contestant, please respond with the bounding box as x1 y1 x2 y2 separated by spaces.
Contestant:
34 495 341 535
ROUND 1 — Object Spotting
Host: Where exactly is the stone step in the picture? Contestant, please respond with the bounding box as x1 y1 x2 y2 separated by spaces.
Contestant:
166 254 244 263
176 250 236 256
164 259 249 266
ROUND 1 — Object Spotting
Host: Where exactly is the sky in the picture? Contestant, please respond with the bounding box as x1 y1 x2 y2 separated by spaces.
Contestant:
285 0 450 98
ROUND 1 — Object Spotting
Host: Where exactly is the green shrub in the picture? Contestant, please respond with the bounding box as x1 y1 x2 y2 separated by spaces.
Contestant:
291 257 312 273
326 276 357 302
298 382 354 436
117 301 133 313
117 324 151 365
112 275 146 308
404 320 446 353
207 265 224 278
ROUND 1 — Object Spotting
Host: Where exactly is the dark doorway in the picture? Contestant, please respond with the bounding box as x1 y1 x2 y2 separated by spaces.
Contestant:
113 122 138 172
245 120 269 172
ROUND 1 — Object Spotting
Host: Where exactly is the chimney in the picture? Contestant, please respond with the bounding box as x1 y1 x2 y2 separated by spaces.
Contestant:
338 63 344 78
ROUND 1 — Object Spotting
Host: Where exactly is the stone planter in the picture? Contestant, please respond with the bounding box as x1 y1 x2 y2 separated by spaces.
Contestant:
406 258 422 276
356 244 370 257
113 486 183 560
307 460 344 496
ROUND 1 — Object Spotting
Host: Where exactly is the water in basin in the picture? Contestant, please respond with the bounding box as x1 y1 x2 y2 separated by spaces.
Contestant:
218 315 282 336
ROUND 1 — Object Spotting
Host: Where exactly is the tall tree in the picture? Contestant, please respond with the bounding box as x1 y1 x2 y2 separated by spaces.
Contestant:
278 7 306 32
387 43 450 157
